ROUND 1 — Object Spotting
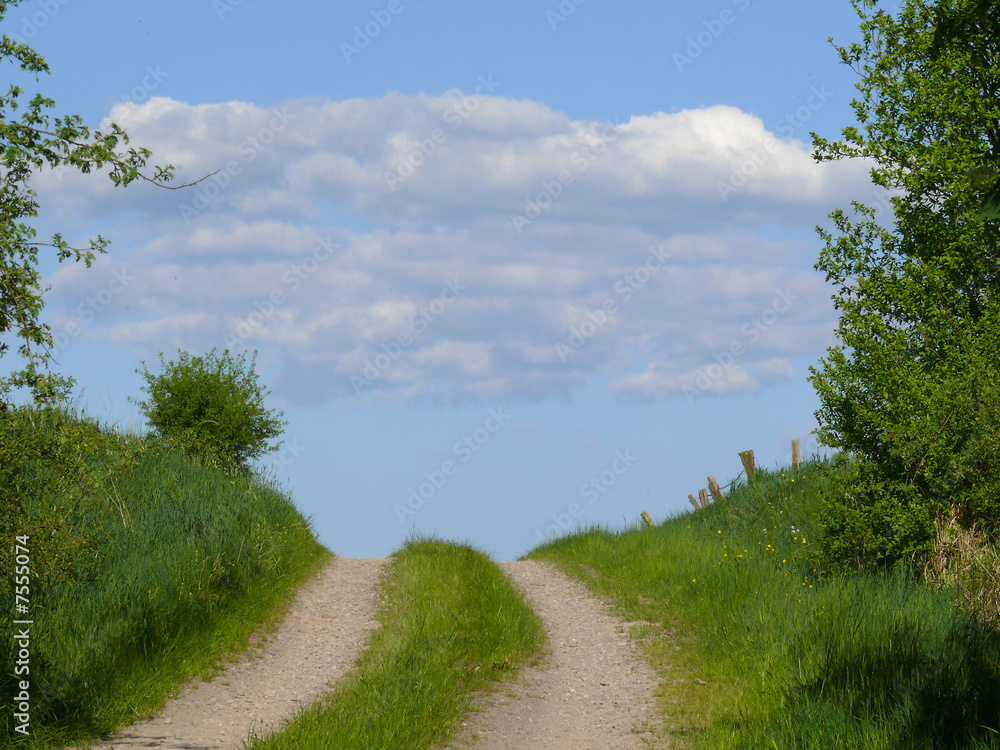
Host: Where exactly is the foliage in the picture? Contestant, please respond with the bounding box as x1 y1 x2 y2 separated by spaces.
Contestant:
809 0 1000 567
132 348 286 473
816 458 938 570
817 301 1000 569
929 0 1000 220
0 0 181 406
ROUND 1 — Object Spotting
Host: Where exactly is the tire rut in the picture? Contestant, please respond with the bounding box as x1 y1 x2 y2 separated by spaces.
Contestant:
82 557 388 750
441 559 663 749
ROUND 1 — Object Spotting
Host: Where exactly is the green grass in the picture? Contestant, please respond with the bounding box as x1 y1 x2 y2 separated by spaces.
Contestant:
528 460 1000 749
247 538 545 750
0 407 330 749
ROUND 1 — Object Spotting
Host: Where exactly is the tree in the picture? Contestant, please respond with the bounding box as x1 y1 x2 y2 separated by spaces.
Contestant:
0 0 204 407
132 349 287 473
809 0 1000 567
929 0 1000 220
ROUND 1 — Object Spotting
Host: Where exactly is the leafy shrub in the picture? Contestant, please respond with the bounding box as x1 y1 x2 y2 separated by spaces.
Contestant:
131 349 286 473
817 459 938 571
817 302 1000 570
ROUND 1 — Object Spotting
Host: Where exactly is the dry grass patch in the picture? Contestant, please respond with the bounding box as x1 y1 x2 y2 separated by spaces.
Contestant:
925 517 1000 630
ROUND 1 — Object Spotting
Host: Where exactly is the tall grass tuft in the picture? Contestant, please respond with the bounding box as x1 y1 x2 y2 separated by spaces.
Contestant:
248 538 545 750
529 460 1000 749
0 406 329 749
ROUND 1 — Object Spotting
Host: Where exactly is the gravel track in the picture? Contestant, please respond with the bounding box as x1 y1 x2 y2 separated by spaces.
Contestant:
77 556 663 749
440 560 663 750
83 557 388 750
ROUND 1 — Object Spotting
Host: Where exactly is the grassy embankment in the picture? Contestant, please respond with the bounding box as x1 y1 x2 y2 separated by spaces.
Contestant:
247 538 545 750
530 459 1000 749
0 406 330 749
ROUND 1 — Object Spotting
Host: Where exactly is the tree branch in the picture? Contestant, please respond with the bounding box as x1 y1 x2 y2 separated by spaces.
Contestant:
11 122 219 189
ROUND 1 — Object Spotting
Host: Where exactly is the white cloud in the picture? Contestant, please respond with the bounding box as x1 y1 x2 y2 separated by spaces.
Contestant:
36 92 868 403
610 362 758 401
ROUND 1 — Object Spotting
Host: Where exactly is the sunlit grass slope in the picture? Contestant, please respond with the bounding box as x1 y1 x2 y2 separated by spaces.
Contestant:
0 407 330 749
529 460 1000 749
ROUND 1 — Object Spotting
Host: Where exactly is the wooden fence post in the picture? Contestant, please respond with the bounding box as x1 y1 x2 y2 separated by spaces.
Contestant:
698 488 710 508
738 450 756 481
707 475 723 502
792 440 801 469
688 493 700 511
641 510 653 527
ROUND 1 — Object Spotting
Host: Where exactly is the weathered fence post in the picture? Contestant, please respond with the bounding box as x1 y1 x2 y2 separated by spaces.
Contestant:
738 450 756 481
707 475 723 502
641 510 653 527
698 488 710 508
688 493 700 511
792 439 801 469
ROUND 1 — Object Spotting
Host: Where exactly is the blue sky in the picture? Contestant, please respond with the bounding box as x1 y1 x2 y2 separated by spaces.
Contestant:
4 0 895 560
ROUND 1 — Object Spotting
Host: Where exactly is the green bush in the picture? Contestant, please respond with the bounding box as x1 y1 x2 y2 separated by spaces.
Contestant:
817 459 937 571
816 304 1000 570
131 348 286 473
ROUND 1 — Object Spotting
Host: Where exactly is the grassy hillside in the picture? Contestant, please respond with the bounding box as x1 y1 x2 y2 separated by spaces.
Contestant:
248 538 546 750
0 407 330 749
529 459 1000 749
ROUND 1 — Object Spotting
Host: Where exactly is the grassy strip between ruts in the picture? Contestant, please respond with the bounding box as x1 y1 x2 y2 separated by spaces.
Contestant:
247 538 545 750
528 460 1000 749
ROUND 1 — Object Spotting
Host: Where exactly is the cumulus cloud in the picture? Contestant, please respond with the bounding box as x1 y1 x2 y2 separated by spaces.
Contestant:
36 91 869 403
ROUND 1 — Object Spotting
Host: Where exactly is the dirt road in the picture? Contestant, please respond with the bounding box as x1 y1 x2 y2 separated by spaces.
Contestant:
78 557 663 749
